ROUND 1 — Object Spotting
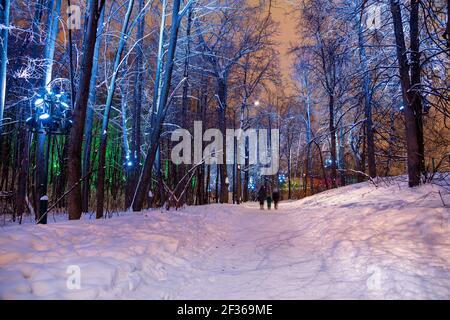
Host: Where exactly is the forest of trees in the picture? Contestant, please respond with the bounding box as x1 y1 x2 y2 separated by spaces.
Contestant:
0 0 448 224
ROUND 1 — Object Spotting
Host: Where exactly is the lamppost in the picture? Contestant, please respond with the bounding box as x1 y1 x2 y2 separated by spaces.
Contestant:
26 87 72 224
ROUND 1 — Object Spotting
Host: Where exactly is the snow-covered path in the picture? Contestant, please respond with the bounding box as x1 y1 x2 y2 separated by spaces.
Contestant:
1 179 449 299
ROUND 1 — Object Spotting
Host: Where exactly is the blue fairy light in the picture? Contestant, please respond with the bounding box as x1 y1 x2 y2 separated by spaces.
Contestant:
248 176 256 190
39 113 50 120
278 173 286 184
27 88 73 134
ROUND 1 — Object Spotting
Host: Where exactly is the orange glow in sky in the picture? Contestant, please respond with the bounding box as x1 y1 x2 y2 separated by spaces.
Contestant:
270 0 298 93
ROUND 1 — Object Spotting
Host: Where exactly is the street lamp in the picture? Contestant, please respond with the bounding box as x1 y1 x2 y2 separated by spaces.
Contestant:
27 88 73 134
26 87 73 224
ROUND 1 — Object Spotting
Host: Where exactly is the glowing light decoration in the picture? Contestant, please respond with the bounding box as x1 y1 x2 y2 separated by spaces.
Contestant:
39 113 50 120
248 176 256 190
278 173 287 185
34 98 44 107
124 154 135 168
60 102 70 109
26 87 73 135
28 85 73 226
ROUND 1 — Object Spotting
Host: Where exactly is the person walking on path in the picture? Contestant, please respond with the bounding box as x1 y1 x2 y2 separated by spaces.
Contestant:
267 195 273 210
272 187 280 210
257 185 267 210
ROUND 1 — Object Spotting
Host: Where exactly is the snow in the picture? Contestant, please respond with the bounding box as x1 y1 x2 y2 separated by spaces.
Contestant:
1 177 449 299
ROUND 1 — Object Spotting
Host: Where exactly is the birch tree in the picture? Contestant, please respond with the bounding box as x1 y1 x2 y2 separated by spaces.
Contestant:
96 0 135 219
132 0 194 211
0 0 10 140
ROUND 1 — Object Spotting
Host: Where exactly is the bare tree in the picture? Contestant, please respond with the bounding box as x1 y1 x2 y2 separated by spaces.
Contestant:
389 0 424 187
0 0 10 139
67 0 106 220
132 0 194 211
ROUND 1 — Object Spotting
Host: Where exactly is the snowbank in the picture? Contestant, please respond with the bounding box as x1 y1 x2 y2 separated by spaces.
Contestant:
1 178 449 299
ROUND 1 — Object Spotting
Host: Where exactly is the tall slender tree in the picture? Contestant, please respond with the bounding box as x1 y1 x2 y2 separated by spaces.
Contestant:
132 0 193 211
67 0 106 220
127 0 146 208
356 0 376 178
82 6 105 213
389 0 423 187
35 0 61 221
0 0 10 140
96 0 135 219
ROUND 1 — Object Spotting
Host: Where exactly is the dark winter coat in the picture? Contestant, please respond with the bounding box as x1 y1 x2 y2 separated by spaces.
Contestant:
257 187 267 203
272 189 280 202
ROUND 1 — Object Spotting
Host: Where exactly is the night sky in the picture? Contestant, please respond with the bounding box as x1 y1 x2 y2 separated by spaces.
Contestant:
270 0 298 93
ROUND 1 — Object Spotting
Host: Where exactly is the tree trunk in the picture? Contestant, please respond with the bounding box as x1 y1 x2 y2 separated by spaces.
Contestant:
132 0 185 212
357 8 376 178
243 140 249 202
82 6 104 213
121 71 131 209
196 87 206 204
390 0 421 187
127 0 145 209
409 0 425 175
288 146 292 199
305 78 313 195
0 0 10 141
42 0 62 89
329 94 337 188
206 163 210 203
177 7 192 206
217 77 228 203
67 0 105 220
34 0 61 218
338 125 346 186
96 0 134 219
315 140 329 190
15 116 30 220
